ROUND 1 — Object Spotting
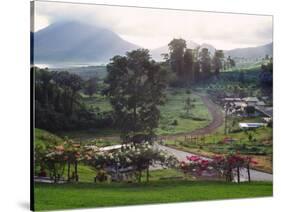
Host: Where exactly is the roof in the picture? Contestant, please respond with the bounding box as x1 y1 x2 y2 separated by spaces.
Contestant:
234 101 247 107
255 106 273 117
261 96 269 100
223 98 241 101
243 97 259 102
256 101 266 106
99 144 123 151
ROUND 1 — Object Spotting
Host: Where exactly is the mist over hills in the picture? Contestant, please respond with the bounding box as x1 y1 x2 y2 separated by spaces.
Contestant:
32 21 272 66
225 42 273 59
33 21 139 64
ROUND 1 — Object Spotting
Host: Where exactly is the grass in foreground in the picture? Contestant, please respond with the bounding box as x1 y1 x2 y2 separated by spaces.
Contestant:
35 180 272 211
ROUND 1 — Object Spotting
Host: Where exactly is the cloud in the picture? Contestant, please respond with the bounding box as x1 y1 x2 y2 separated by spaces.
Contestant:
34 1 273 49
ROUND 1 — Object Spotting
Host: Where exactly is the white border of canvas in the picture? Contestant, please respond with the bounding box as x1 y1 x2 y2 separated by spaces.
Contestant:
0 0 280 211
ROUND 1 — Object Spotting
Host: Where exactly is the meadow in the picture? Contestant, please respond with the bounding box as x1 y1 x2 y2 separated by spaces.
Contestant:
79 88 212 136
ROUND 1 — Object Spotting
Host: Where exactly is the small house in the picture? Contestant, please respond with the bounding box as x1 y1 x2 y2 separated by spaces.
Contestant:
223 97 242 102
256 101 266 106
233 101 247 109
242 97 259 106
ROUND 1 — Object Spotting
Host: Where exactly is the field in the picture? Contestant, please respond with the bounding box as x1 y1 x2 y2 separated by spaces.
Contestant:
35 128 64 146
35 181 272 211
157 89 212 135
78 88 212 137
51 65 107 80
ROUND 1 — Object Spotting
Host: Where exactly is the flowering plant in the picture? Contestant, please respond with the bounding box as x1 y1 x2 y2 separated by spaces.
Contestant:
179 153 258 183
211 153 258 182
84 142 178 182
179 155 213 177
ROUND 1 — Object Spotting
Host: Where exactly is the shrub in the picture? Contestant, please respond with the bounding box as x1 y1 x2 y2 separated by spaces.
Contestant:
171 119 178 126
179 153 258 183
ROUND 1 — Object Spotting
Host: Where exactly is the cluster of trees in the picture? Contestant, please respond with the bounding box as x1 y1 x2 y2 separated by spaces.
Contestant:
34 48 170 141
166 38 235 87
105 49 168 143
34 67 112 131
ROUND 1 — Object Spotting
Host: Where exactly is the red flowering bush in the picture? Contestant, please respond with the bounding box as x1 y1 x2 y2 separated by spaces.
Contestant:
179 155 214 177
179 153 258 183
211 154 258 182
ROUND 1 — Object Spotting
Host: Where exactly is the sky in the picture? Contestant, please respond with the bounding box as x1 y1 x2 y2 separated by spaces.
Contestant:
33 1 273 50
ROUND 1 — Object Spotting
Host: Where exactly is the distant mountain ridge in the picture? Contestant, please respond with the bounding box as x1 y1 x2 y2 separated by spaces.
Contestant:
33 21 272 65
33 21 140 64
225 42 273 59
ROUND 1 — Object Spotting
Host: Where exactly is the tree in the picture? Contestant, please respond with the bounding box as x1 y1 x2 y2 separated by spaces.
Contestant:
212 50 224 75
260 57 273 86
84 77 98 96
105 49 168 143
53 71 83 115
192 47 201 81
224 102 234 135
64 140 82 182
168 38 187 83
184 96 195 116
238 71 245 84
183 48 194 83
226 56 235 70
43 145 67 183
199 48 211 79
35 68 53 107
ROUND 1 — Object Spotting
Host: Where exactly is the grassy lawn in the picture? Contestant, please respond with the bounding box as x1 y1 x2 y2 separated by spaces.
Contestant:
35 128 64 146
35 180 272 211
82 93 113 112
54 87 213 143
62 163 186 184
157 88 211 135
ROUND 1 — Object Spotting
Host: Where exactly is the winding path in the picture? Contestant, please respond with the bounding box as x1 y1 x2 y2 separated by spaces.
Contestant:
156 93 272 181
